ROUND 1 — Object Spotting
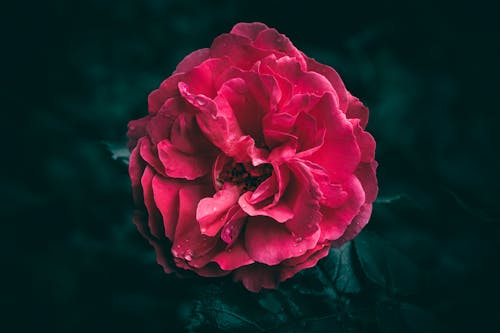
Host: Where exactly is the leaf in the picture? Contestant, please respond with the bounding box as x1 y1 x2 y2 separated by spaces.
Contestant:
327 242 363 294
103 141 130 165
183 244 373 333
376 301 439 333
353 231 421 296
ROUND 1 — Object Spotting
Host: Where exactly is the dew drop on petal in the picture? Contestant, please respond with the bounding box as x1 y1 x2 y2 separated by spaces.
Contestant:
295 237 303 243
184 249 193 261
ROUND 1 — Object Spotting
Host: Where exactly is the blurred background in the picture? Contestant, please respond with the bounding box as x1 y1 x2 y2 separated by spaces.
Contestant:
6 0 500 331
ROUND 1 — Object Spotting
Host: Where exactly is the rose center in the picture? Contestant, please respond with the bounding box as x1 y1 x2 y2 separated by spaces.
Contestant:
218 161 273 191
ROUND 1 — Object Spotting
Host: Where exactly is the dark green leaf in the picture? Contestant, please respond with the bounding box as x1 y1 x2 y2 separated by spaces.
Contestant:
103 141 130 165
327 242 363 294
353 231 421 296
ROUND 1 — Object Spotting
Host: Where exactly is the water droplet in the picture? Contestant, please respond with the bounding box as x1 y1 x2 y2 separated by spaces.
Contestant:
129 125 136 131
184 239 190 243
212 206 217 212
200 227 207 233
295 237 303 243
184 250 193 261
226 247 232 253
275 36 284 43
176 244 182 249
194 96 206 106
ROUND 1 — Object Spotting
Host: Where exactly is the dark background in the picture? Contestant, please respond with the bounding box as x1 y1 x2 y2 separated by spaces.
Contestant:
6 0 500 331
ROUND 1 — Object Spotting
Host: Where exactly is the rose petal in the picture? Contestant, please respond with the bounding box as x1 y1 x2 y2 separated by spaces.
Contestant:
220 206 247 246
230 22 269 41
146 98 184 145
308 92 361 183
244 216 320 265
283 161 322 237
216 77 266 147
351 118 376 162
253 28 307 69
174 48 210 74
181 58 231 98
293 111 325 156
180 81 268 164
247 172 278 205
273 56 334 96
210 33 270 70
346 92 369 129
305 55 348 112
148 73 184 114
300 160 348 208
133 210 175 273
355 161 378 204
212 241 254 270
196 184 241 236
239 191 293 222
127 116 149 150
129 145 146 204
319 175 365 242
233 264 279 292
280 243 330 281
152 175 181 240
331 203 373 247
171 184 219 262
138 137 165 175
140 166 165 239
157 139 210 180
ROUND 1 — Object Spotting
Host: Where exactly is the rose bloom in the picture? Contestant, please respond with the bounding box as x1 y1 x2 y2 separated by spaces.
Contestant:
127 22 377 292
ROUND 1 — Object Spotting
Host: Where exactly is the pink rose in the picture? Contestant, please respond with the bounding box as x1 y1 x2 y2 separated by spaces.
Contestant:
127 22 378 292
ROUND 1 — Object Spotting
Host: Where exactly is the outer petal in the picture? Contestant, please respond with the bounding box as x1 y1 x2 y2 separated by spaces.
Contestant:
346 92 369 129
272 56 334 96
129 145 146 204
233 264 279 292
351 118 376 163
280 243 331 281
331 203 372 247
171 184 219 263
230 22 269 40
355 161 379 204
319 175 365 242
174 48 210 74
127 116 149 150
140 166 165 239
152 175 181 240
148 73 185 114
253 29 307 69
304 55 348 112
133 210 175 273
138 137 165 175
210 33 270 70
244 216 320 265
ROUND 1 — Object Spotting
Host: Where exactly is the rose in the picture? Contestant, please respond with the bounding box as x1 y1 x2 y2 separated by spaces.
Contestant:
127 22 378 292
